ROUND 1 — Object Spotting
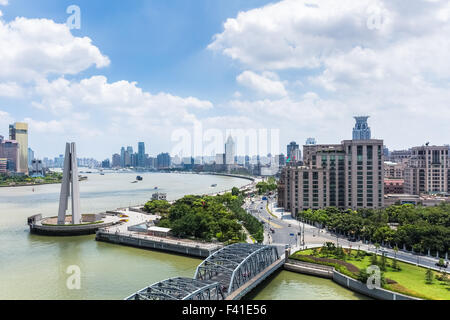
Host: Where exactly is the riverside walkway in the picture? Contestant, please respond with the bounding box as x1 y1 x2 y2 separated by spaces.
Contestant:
125 243 284 300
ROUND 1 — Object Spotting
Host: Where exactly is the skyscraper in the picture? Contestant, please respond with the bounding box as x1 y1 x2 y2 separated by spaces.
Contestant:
9 122 28 174
287 141 301 164
0 135 19 173
225 136 236 165
352 116 371 140
120 147 126 168
138 142 146 168
28 148 34 168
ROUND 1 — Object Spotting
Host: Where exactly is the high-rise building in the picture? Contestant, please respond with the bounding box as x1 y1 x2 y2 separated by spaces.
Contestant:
306 138 317 145
279 117 384 216
28 148 34 168
101 159 111 168
0 135 20 172
352 116 371 140
9 122 28 174
120 147 126 168
138 142 146 168
225 136 236 165
287 141 301 164
112 154 121 168
404 145 450 195
390 149 412 163
157 153 171 169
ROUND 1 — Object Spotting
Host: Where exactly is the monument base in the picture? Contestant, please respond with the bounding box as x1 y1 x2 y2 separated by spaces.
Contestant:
28 214 121 237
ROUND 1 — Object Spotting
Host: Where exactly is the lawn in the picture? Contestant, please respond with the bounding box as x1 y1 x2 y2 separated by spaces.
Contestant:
291 248 450 300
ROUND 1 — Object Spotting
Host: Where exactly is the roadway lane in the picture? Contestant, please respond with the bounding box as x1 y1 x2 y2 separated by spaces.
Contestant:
244 196 448 272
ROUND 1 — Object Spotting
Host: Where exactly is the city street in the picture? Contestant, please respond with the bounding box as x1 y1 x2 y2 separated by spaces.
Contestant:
244 196 448 272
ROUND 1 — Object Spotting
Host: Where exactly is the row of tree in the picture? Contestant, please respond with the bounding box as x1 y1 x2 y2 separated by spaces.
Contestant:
143 192 264 243
256 177 277 195
298 204 450 255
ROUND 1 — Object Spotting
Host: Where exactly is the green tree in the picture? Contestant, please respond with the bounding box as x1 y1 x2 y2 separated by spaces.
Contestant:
425 269 434 285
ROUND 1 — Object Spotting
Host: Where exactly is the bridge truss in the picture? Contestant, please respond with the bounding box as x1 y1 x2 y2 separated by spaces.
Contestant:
194 243 279 295
125 277 225 300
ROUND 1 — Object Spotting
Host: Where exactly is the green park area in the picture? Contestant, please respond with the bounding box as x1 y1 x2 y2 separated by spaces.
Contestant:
291 243 450 300
143 191 264 244
0 172 62 187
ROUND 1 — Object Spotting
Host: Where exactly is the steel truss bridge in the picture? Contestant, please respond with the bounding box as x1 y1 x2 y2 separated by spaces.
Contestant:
126 243 280 300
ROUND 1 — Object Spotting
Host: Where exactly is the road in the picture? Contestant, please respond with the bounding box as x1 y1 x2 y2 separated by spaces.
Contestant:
244 196 448 272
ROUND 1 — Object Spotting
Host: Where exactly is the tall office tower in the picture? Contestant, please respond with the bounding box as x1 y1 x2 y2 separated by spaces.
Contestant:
9 122 28 174
28 148 34 168
157 153 171 169
225 136 236 165
352 116 371 140
404 145 450 195
278 117 384 217
287 141 301 164
138 142 146 168
112 154 121 168
0 135 20 172
120 147 126 167
306 138 317 145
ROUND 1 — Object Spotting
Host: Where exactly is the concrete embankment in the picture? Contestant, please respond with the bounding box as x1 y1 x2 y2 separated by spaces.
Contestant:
96 230 221 258
284 259 420 300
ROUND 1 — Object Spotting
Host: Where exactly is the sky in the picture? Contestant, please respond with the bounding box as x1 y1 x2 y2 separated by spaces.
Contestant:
0 0 449 160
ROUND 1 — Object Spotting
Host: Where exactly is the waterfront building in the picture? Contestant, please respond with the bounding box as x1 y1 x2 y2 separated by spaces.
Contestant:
404 145 450 195
278 117 384 216
102 159 111 168
9 122 28 174
30 159 44 177
287 141 301 164
120 147 126 167
54 154 64 168
215 153 225 165
0 135 20 172
138 142 146 168
152 192 167 201
112 154 121 168
157 153 171 169
225 136 236 165
28 148 34 168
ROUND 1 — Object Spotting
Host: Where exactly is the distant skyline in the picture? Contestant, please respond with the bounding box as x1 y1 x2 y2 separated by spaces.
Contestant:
1 0 449 159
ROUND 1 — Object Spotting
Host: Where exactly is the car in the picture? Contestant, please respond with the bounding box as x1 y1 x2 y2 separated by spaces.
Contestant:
347 238 357 242
270 228 275 234
288 224 292 227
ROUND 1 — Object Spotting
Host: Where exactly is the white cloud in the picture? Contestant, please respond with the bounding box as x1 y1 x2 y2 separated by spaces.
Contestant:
236 71 287 97
0 17 110 82
0 109 13 131
0 1 8 6
0 82 23 97
210 0 450 149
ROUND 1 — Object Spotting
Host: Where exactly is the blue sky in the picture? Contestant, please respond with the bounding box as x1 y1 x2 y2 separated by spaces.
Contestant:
0 0 449 160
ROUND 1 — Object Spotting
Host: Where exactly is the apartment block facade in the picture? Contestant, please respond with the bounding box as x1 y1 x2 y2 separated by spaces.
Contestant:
404 145 450 195
278 117 384 216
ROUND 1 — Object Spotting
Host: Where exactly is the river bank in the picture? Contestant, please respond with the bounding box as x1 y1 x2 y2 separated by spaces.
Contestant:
0 172 365 300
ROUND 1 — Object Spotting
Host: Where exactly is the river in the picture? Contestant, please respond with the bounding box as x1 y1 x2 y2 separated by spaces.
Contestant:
0 172 366 300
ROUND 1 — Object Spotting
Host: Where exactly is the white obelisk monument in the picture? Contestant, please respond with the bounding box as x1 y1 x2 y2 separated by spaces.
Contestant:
57 142 81 225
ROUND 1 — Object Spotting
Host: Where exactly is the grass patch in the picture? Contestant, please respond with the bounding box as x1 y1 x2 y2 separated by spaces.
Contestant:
291 248 450 300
